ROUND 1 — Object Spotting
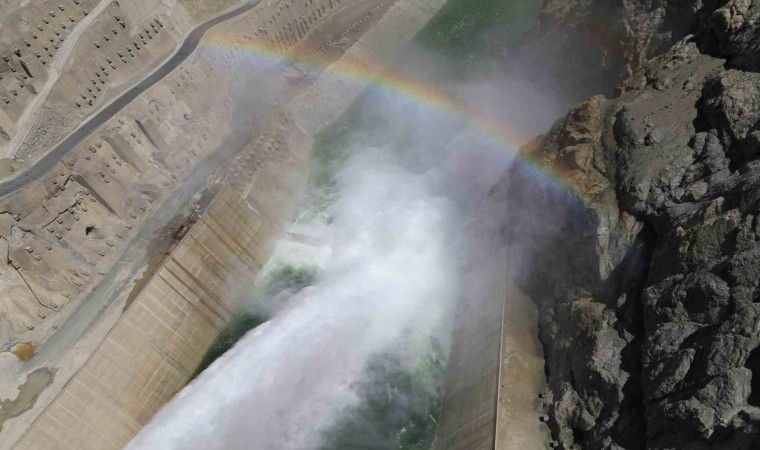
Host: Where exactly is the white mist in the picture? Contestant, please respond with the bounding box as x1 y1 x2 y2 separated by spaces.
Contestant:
126 144 459 450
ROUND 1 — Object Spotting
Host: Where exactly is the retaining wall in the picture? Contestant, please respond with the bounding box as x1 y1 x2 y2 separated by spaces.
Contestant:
12 167 307 449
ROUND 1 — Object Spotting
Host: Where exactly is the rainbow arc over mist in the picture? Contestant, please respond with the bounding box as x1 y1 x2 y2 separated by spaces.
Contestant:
202 33 578 195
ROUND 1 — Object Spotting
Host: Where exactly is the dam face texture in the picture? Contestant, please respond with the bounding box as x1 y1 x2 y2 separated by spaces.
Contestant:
4 0 757 449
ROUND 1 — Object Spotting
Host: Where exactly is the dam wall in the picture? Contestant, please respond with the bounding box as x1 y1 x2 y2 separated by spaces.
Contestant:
434 282 550 450
434 257 507 450
11 158 309 450
434 192 550 449
290 0 448 134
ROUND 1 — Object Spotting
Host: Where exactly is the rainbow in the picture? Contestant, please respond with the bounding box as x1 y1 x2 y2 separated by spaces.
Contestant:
200 31 580 196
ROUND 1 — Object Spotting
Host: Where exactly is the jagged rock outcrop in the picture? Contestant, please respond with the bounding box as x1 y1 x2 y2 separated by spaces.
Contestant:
702 0 760 70
505 0 727 111
502 3 760 448
502 95 653 449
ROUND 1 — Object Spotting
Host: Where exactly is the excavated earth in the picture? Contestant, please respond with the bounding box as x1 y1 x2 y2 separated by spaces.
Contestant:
501 0 760 448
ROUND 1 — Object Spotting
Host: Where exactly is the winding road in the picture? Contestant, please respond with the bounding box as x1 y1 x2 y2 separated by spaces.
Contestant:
0 0 261 197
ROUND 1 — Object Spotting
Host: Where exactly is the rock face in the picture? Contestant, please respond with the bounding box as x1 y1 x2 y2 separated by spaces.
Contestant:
505 0 725 110
502 1 760 448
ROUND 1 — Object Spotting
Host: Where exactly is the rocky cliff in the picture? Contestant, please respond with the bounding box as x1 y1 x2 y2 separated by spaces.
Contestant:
505 0 726 113
502 0 760 448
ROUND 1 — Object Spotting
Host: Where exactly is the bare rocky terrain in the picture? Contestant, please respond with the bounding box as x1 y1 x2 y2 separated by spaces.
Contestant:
502 0 760 448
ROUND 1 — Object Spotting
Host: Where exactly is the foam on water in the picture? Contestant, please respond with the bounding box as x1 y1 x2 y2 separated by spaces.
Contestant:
126 148 458 450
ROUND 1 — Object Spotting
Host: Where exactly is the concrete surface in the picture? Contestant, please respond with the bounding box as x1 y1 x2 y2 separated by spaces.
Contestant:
11 187 300 450
495 288 551 449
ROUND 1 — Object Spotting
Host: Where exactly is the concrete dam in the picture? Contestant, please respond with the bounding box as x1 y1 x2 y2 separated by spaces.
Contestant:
0 0 552 449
